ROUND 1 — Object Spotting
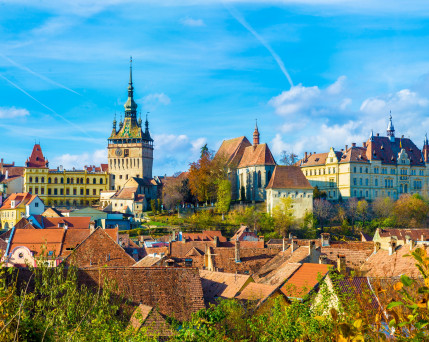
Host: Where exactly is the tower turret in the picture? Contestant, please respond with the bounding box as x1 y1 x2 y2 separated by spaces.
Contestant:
387 112 395 142
253 120 260 146
423 133 429 163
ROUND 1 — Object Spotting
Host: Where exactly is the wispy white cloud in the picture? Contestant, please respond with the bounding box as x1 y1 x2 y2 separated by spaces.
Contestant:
0 106 29 119
142 93 171 109
52 149 107 169
180 17 205 27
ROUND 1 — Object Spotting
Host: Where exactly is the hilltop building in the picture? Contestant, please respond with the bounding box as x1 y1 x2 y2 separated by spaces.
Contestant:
215 123 276 202
107 58 154 191
298 115 429 201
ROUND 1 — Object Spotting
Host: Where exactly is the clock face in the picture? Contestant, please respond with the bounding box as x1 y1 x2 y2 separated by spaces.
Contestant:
115 148 122 156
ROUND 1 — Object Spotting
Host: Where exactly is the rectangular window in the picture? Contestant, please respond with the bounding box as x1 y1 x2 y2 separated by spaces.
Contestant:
60 189 64 195
86 189 89 195
93 189 96 195
353 178 357 186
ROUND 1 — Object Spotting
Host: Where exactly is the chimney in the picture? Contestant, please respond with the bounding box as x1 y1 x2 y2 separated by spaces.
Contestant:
308 241 315 257
345 144 348 151
352 143 356 147
214 236 219 247
321 233 330 247
405 235 411 245
235 241 241 263
282 238 286 252
171 229 175 242
89 221 95 233
376 133 380 137
291 239 297 254
388 240 397 256
304 152 308 160
337 254 346 273
5 170 8 180
374 242 381 254
363 142 367 148
421 234 426 242
319 255 327 264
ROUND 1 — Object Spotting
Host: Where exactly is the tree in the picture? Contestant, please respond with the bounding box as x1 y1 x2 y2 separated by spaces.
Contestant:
372 196 394 219
200 143 209 158
150 199 157 214
356 199 370 226
162 177 183 210
272 197 295 237
280 150 299 165
216 179 231 220
313 186 327 200
394 194 429 227
313 199 334 230
346 197 359 230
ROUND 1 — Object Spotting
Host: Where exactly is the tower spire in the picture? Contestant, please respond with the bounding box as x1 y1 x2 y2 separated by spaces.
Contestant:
124 56 138 118
387 111 395 142
145 112 149 133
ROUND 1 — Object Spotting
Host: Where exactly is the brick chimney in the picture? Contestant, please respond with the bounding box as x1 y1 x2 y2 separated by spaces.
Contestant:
388 239 397 256
282 237 286 252
235 241 241 263
214 236 219 247
89 221 95 233
374 242 381 254
304 152 308 160
319 255 327 264
352 143 356 147
337 254 346 273
345 144 348 151
321 233 330 247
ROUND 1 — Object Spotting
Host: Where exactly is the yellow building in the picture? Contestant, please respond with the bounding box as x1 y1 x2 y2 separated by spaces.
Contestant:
0 192 44 230
23 144 109 207
298 116 429 201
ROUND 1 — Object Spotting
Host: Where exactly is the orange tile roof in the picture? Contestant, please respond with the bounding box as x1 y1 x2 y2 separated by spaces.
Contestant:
266 165 312 190
200 270 252 305
237 143 276 168
61 229 91 257
214 136 252 167
9 229 65 256
0 192 37 210
235 282 277 301
281 263 331 298
41 216 91 229
377 228 429 241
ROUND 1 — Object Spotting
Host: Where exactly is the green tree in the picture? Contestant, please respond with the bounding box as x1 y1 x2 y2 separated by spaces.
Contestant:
313 186 327 200
356 199 370 226
150 199 157 214
272 197 295 237
216 179 231 220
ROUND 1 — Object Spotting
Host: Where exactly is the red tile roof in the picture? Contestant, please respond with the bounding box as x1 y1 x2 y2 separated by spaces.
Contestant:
35 216 91 229
9 229 65 257
214 136 252 167
238 143 276 168
235 282 278 301
25 144 48 168
266 165 312 190
0 193 38 210
376 228 429 241
281 263 331 298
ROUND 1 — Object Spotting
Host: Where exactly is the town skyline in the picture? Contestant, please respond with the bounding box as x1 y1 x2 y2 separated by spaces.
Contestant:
2 1 429 175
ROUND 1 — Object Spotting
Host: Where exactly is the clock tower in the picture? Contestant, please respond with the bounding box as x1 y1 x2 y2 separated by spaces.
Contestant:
107 58 154 190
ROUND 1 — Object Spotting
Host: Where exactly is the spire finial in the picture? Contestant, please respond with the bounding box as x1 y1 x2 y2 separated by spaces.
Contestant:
253 119 260 146
129 56 133 85
145 111 150 132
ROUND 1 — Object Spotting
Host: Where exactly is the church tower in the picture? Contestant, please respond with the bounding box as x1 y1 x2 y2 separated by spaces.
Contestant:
107 58 154 190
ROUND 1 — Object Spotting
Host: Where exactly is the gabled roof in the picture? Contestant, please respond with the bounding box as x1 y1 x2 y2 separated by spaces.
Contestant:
132 255 164 267
200 270 252 305
376 228 429 241
61 229 91 257
266 165 312 190
235 282 278 301
214 136 252 167
0 193 38 210
321 241 374 270
129 304 174 337
112 186 138 200
77 267 205 321
30 216 91 229
281 263 331 298
25 144 48 168
41 207 63 218
181 230 227 243
9 229 65 257
63 228 135 267
238 143 276 168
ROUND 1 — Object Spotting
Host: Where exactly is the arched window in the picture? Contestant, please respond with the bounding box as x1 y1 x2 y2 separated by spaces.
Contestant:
48 178 51 184
67 178 70 184
93 178 96 184
76 178 79 184
29 177 33 183
100 178 103 184
60 178 63 184
41 177 44 183
54 177 58 184
257 171 261 188
86 178 89 184
35 177 39 183
80 178 84 184
70 178 74 184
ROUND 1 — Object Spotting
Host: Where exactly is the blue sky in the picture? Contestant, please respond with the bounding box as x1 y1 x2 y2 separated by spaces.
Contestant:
1 1 429 175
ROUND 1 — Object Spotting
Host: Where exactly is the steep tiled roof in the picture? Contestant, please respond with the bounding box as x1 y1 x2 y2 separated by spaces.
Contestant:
376 228 429 241
61 229 91 257
129 304 174 337
112 187 138 200
78 267 205 321
200 270 252 305
299 152 330 167
215 136 252 167
238 143 276 168
210 247 278 274
257 262 301 287
321 242 374 270
235 283 277 301
132 255 164 267
33 216 91 229
0 193 38 210
25 144 48 168
361 244 428 278
181 230 227 243
266 165 312 190
9 229 65 256
63 228 135 267
0 166 25 177
281 263 331 298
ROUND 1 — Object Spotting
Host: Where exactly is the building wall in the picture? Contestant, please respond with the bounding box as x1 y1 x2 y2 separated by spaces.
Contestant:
237 165 276 202
25 197 44 217
0 176 24 196
23 168 109 207
301 149 428 201
0 208 25 229
107 141 153 190
266 188 313 219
